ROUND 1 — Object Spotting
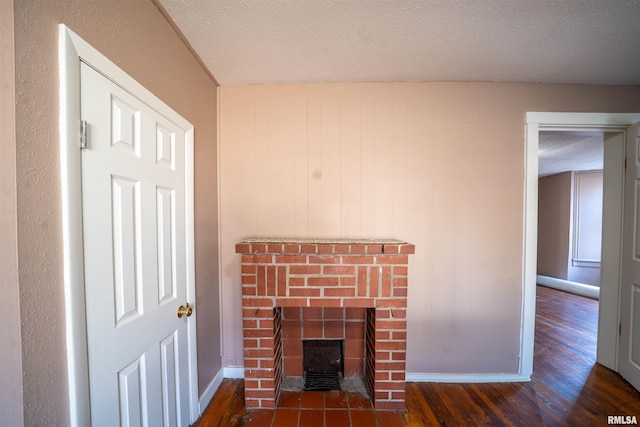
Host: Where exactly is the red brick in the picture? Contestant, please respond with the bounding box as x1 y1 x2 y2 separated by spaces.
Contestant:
242 254 272 264
309 298 341 307
377 362 406 371
346 307 366 320
392 331 407 340
259 319 274 329
282 320 301 339
282 307 300 319
391 372 406 381
309 255 341 264
244 297 275 307
333 244 350 254
393 277 408 288
261 400 276 408
242 286 257 296
276 255 307 264
375 371 390 381
391 391 406 400
266 266 276 296
342 298 374 308
383 245 399 254
324 307 344 319
357 266 367 296
378 341 406 351
242 264 257 274
245 389 277 399
392 352 407 361
308 277 339 287
260 359 275 368
339 277 356 287
345 322 365 339
244 338 258 349
400 245 415 254
288 277 305 287
302 307 323 320
267 244 284 253
393 287 408 297
244 379 259 389
276 297 308 307
242 275 257 285
392 266 408 276
244 329 273 338
323 265 355 275
344 339 364 358
243 319 258 329
290 288 321 297
376 309 390 318
375 330 390 340
284 244 300 253
260 338 274 348
381 266 391 297
349 245 366 254
245 369 276 379
375 381 406 390
303 320 323 339
375 320 407 330
366 245 383 254
300 244 317 254
257 266 266 296
376 299 407 308
245 400 260 408
261 379 275 389
244 359 259 369
318 245 333 254
374 401 404 410
324 320 344 338
324 288 355 297
277 266 287 296
391 309 406 319
235 243 251 253
244 348 273 358
370 266 380 298
290 265 321 275
375 351 390 360
376 255 409 265
243 308 273 318
348 256 375 264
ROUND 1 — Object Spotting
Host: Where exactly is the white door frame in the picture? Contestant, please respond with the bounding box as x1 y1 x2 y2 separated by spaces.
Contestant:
522 112 640 379
59 25 198 426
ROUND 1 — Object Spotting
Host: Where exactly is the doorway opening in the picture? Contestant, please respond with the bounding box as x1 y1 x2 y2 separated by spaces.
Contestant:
522 112 640 381
536 130 611 365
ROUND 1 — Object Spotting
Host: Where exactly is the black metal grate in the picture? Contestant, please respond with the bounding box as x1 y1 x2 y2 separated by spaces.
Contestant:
304 371 341 391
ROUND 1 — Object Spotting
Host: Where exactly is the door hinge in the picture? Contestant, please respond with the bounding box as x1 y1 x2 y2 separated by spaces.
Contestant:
80 120 88 149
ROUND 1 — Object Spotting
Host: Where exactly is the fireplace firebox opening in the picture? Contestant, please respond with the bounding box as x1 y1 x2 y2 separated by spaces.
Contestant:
303 339 343 391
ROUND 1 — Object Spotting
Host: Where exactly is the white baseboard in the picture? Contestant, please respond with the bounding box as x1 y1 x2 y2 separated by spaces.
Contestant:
537 275 599 300
406 373 531 383
221 368 530 384
223 366 245 379
198 367 225 415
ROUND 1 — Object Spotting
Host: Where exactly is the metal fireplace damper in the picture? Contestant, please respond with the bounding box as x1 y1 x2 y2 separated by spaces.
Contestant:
303 340 343 391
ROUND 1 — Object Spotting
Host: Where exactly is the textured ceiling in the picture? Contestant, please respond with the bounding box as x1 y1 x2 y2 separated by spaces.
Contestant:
538 131 603 177
157 0 640 85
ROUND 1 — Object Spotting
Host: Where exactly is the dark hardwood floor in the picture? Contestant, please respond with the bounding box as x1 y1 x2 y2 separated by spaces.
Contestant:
194 286 640 426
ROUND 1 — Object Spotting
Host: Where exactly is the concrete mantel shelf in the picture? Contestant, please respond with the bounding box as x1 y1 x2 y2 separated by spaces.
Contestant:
236 238 415 255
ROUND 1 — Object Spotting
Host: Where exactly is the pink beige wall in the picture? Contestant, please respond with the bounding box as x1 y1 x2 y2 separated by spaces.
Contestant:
0 0 24 425
219 83 640 375
537 172 572 280
11 0 219 425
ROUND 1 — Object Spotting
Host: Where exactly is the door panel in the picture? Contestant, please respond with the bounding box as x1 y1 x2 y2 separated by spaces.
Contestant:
620 121 640 389
81 62 191 426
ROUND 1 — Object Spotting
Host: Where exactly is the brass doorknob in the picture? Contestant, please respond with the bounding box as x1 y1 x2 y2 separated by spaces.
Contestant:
177 303 193 318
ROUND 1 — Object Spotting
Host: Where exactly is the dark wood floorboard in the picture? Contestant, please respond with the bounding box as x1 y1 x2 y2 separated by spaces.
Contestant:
194 286 640 426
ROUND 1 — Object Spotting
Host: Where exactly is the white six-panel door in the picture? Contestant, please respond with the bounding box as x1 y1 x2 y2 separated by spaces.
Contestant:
80 61 191 427
620 121 640 389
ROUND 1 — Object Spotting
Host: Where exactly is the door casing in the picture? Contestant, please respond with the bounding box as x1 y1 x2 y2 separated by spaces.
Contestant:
59 25 198 426
523 112 640 379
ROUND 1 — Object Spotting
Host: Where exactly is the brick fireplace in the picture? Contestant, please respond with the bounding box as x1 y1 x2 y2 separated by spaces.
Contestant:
235 238 415 410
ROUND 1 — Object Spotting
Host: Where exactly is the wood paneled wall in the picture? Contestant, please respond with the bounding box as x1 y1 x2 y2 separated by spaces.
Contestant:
219 82 640 375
